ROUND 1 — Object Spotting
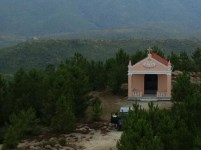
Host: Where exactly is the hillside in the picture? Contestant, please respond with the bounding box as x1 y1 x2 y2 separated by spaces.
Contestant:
1 0 201 38
0 35 26 48
0 39 201 73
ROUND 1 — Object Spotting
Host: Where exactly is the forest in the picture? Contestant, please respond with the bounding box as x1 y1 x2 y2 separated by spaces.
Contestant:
1 39 201 73
0 47 201 149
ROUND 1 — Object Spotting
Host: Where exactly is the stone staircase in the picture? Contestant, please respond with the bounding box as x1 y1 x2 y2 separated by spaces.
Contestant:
129 94 171 101
140 96 171 101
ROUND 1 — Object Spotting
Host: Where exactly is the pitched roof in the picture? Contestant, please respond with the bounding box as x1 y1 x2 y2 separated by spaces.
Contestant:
151 53 169 66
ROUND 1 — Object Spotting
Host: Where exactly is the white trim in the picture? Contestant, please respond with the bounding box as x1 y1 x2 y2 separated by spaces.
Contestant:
128 96 171 101
131 55 170 70
128 70 172 75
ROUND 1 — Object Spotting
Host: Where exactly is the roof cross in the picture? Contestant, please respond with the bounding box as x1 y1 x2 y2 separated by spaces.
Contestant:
147 47 152 54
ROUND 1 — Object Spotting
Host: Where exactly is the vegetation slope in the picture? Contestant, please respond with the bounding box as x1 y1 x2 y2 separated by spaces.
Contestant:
0 48 200 149
1 39 201 73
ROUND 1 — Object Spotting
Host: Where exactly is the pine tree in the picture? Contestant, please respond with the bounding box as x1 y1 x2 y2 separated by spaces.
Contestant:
2 108 38 150
172 73 193 102
51 95 76 133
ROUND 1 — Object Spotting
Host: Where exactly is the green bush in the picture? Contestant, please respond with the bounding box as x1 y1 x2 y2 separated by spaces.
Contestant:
117 103 164 150
117 102 197 150
172 73 193 102
91 97 102 121
51 95 76 133
2 108 38 150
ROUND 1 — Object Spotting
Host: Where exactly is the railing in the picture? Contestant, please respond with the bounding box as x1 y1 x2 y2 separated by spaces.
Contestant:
133 90 142 97
157 91 167 97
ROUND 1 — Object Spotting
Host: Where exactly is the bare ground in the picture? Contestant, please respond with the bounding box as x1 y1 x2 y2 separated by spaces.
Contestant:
91 91 173 121
0 92 173 150
79 129 121 150
15 122 121 150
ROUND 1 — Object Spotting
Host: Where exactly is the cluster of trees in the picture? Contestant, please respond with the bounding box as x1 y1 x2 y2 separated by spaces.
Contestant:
0 54 91 149
0 46 200 149
0 49 130 149
168 48 201 72
117 73 201 150
1 39 201 73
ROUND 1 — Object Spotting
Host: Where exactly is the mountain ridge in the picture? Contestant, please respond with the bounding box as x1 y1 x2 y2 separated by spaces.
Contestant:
1 0 201 38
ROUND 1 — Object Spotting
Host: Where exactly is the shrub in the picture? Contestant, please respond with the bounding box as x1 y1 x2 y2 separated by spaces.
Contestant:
2 108 38 150
91 97 102 121
172 73 193 102
51 95 76 133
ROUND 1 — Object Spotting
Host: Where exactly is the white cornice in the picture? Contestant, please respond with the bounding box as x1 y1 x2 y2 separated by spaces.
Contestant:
128 70 172 75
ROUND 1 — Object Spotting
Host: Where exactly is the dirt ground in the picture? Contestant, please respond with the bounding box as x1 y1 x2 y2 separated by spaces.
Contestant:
79 129 121 150
15 122 121 150
92 91 173 121
71 91 172 150
0 92 173 150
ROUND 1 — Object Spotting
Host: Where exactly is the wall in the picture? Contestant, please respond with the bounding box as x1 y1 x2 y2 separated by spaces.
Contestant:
132 74 144 94
158 75 167 92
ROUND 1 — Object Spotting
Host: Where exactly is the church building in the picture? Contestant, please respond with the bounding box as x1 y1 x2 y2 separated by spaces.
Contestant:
128 49 172 101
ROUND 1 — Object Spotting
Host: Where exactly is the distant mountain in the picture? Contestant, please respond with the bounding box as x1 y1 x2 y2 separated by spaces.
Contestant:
1 0 201 38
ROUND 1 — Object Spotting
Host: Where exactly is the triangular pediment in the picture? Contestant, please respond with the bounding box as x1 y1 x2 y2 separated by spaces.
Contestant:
129 55 170 72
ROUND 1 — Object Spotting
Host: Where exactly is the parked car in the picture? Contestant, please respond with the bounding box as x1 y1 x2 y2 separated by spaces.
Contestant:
111 106 133 130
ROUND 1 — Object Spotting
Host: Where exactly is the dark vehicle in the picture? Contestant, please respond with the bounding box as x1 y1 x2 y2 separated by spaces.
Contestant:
111 106 133 131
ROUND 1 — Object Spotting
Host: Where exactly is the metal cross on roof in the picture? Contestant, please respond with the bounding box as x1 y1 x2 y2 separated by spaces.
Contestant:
147 47 152 54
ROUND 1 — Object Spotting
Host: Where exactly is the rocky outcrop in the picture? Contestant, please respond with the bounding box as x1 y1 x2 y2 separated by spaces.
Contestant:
172 70 201 84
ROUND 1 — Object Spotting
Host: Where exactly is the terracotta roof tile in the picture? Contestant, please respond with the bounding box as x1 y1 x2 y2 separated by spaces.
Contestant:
151 53 169 66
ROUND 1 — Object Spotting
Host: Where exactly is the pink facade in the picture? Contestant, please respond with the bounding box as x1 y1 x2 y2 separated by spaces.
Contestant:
128 53 172 100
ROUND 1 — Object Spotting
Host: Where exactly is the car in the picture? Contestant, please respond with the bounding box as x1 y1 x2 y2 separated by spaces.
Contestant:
111 106 133 130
